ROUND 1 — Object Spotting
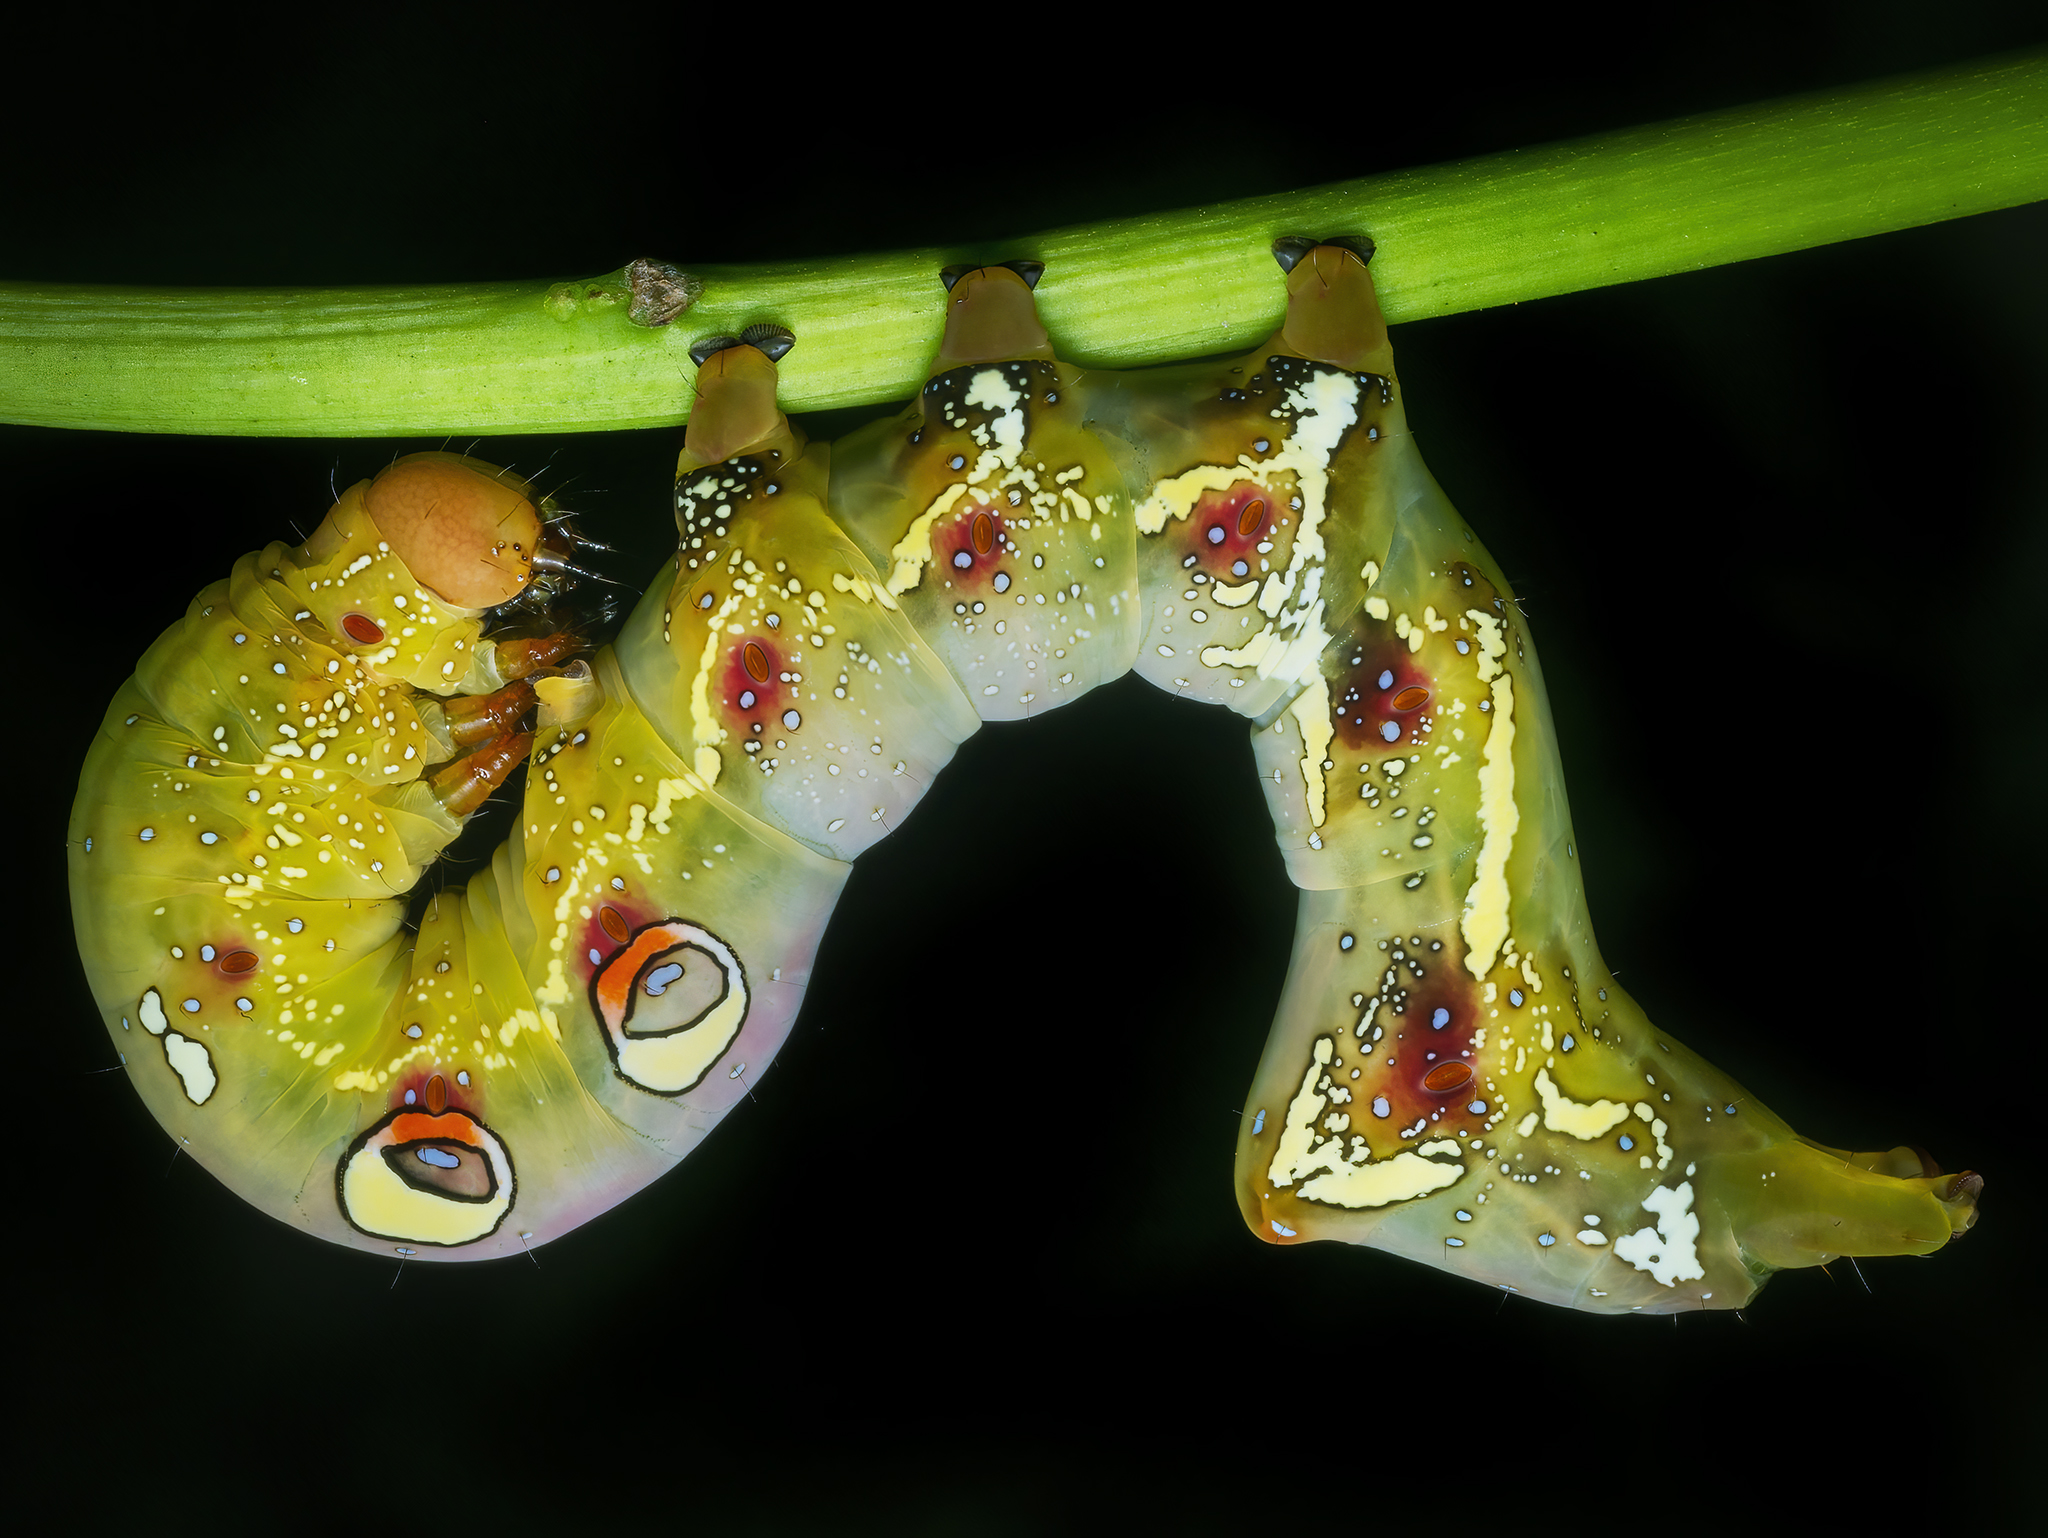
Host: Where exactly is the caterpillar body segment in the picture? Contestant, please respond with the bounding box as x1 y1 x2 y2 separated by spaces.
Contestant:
467 642 848 1187
1089 241 1404 718
621 339 979 863
69 246 1982 1306
826 265 1142 722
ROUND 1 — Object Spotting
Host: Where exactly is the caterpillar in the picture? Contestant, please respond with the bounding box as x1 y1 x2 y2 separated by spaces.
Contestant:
66 241 1983 1312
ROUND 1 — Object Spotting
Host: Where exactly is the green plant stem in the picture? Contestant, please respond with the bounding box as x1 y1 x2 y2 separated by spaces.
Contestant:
4 52 2043 438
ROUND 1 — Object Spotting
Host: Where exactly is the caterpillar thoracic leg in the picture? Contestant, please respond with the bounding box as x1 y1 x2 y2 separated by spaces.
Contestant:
68 246 1981 1309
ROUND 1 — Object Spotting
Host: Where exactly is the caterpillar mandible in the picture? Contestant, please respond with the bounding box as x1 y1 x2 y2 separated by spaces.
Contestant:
67 242 1983 1310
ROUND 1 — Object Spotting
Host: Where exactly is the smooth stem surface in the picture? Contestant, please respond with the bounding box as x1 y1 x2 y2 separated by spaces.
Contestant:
4 51 2043 437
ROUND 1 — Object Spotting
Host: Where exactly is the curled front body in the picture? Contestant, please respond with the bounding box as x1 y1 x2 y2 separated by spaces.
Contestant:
69 456 851 1256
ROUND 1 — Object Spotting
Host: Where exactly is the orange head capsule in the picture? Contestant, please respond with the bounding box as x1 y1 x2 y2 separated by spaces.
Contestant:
362 453 542 609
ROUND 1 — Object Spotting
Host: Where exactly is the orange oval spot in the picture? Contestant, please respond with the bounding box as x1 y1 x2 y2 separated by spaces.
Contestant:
1237 498 1267 538
1422 1061 1472 1094
342 613 384 645
971 512 995 556
424 1074 449 1115
219 949 259 975
742 642 770 683
599 906 630 945
1391 686 1431 712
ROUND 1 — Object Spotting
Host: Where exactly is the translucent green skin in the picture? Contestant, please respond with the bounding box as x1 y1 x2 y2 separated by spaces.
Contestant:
68 255 1979 1302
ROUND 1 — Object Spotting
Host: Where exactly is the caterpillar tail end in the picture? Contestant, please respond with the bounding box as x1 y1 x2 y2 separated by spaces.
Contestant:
1712 1140 1983 1277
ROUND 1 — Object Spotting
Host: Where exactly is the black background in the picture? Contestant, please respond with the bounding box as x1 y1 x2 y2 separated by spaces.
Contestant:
8 9 2042 1530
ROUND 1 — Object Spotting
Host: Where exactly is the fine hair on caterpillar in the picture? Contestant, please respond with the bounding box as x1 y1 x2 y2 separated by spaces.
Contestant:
66 238 1981 1308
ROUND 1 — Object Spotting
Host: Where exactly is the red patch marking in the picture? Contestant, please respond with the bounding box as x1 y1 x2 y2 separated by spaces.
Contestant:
388 1109 481 1146
933 503 1009 587
719 635 783 728
389 1059 480 1121
218 949 259 975
1183 482 1274 577
1359 980 1487 1136
342 613 384 645
1331 640 1438 754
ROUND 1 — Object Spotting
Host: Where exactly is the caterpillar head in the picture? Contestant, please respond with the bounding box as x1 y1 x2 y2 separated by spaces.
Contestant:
361 452 544 610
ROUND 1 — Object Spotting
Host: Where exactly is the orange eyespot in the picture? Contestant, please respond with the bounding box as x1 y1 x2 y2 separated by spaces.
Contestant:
219 949 259 975
1422 1062 1472 1094
342 613 384 645
599 905 630 945
971 511 995 556
1237 498 1267 538
424 1074 448 1114
742 642 770 683
1391 686 1431 712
